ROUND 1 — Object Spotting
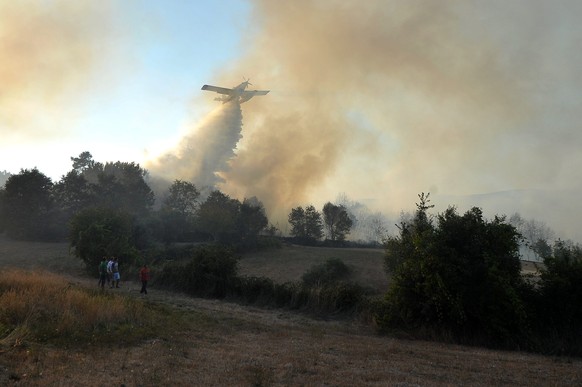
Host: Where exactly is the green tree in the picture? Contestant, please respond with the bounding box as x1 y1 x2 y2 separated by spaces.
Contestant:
322 202 353 241
154 180 201 244
196 190 240 242
288 205 323 243
382 194 526 346
69 208 138 273
71 151 96 172
531 239 582 354
163 180 200 215
2 168 55 240
237 197 269 244
53 170 94 216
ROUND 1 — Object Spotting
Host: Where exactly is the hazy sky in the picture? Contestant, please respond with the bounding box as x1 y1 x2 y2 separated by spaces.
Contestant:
1 0 581 240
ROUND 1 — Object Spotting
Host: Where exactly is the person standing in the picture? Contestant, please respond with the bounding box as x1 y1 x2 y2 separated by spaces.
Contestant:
139 264 151 295
112 257 120 288
98 257 108 289
107 257 114 288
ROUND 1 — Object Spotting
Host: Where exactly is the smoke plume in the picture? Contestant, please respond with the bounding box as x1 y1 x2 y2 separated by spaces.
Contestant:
212 0 527 221
0 1 120 141
145 101 243 190
148 0 582 240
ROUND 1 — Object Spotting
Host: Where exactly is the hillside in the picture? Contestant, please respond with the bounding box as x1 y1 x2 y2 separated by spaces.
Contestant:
0 236 580 385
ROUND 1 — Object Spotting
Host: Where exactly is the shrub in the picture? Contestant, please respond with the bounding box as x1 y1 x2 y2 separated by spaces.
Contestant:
301 258 353 286
528 240 582 355
382 199 528 348
156 246 239 298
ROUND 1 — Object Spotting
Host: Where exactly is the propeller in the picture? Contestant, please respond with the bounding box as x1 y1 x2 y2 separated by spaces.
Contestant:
243 76 252 86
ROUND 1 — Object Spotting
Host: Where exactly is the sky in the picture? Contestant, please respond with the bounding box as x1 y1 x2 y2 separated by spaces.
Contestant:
1 0 581 241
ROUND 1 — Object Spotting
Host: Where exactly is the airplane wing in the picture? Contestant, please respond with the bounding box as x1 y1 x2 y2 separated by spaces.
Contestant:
201 85 233 95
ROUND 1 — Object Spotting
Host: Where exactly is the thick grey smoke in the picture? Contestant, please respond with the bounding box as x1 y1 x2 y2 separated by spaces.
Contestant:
206 0 582 241
145 101 243 191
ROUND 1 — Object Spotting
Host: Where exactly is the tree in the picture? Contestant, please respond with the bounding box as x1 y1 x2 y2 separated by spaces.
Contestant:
163 180 200 215
288 205 323 242
382 194 527 346
69 208 138 273
196 190 240 242
91 161 155 215
530 239 582 354
53 170 94 216
71 151 95 172
237 197 269 244
2 168 55 240
322 202 353 241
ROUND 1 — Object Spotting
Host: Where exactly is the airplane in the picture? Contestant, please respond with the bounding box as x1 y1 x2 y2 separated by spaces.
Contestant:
201 78 269 104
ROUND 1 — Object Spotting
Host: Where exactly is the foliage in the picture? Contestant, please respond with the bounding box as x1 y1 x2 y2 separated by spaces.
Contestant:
301 258 353 286
288 205 324 243
236 197 269 247
196 190 240 243
156 246 240 298
69 207 139 273
322 202 353 241
381 193 527 347
528 240 582 355
163 179 200 215
2 168 56 240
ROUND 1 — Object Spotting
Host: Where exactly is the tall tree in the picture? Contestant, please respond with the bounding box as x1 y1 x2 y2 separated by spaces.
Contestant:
163 180 200 215
71 151 95 172
156 180 201 244
288 205 323 242
69 207 138 273
322 202 353 241
304 205 324 241
383 196 526 345
92 161 155 215
237 197 268 243
2 168 54 240
196 190 240 242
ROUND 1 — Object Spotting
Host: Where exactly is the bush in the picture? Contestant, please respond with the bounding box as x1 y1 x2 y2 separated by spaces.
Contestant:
302 258 353 286
156 246 239 298
381 201 528 349
69 208 140 274
528 240 582 355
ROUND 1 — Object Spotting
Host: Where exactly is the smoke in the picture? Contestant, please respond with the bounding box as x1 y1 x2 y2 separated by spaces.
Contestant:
145 101 243 191
0 1 118 141
211 0 528 221
147 0 582 240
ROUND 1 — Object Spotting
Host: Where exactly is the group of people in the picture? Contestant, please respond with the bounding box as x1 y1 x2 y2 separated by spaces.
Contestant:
98 256 151 295
98 256 121 289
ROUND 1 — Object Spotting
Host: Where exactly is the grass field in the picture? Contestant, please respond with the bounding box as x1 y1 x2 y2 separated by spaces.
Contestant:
239 243 388 293
0 236 580 386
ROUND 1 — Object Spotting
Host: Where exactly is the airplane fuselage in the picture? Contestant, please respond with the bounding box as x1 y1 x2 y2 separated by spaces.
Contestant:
201 80 269 104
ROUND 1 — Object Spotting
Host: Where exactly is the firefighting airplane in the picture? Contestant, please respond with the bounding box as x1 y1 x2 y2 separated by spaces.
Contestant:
201 78 269 104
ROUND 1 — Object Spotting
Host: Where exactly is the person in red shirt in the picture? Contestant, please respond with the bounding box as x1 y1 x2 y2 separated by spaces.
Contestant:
139 264 151 295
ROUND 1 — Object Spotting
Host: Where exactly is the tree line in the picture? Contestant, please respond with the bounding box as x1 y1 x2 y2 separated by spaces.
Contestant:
0 152 358 248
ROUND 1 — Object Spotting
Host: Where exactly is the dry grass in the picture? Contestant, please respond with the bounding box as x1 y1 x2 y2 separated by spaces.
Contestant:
1 237 581 386
0 270 155 348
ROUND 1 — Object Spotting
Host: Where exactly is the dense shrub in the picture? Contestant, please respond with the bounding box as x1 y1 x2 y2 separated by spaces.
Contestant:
301 258 353 286
526 240 582 355
381 196 528 348
69 208 140 274
156 246 239 298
